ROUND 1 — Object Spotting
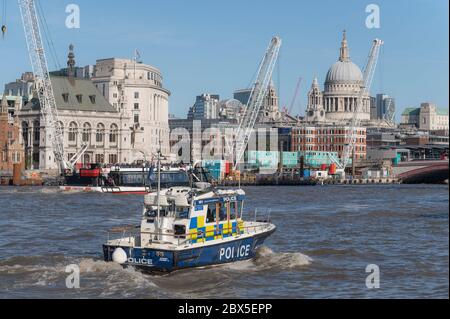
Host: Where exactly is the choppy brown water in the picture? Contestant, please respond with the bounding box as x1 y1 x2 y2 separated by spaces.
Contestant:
0 184 448 298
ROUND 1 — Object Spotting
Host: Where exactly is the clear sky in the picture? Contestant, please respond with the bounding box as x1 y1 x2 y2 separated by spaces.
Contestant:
0 0 448 120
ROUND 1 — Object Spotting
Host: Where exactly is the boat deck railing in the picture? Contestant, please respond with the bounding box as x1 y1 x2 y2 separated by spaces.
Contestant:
106 221 273 247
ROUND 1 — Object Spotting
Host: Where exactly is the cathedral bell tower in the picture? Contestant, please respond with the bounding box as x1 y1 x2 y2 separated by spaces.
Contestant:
305 77 326 123
67 44 76 78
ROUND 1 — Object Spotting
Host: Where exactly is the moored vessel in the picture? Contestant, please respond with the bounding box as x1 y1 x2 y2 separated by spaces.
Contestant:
60 164 192 194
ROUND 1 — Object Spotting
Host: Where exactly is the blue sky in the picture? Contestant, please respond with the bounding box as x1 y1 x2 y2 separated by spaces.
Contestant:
0 0 448 120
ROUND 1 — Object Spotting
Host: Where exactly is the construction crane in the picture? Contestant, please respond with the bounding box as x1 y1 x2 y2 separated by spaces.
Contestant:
233 36 282 170
331 38 384 176
281 76 302 126
288 77 302 116
382 97 395 126
18 0 86 173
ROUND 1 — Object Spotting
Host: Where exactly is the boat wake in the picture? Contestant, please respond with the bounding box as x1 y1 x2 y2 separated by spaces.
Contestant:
38 187 64 194
223 246 312 272
0 255 159 297
255 246 313 269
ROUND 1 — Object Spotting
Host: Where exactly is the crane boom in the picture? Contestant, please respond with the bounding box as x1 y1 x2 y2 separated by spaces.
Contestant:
233 36 282 170
288 77 302 115
341 39 384 170
18 0 83 172
383 97 395 125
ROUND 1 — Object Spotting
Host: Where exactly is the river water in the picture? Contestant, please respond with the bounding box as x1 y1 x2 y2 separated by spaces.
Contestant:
0 185 448 299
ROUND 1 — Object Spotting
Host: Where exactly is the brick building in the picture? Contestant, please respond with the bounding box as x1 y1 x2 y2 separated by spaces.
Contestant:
291 124 367 160
0 95 24 171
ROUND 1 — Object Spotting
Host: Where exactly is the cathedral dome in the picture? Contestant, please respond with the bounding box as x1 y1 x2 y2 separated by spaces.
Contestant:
325 60 363 83
325 30 363 84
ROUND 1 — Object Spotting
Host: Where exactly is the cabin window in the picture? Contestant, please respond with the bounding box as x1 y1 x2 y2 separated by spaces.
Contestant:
176 207 189 219
206 203 216 223
174 225 186 237
230 202 238 220
121 172 144 186
218 203 227 222
237 201 244 218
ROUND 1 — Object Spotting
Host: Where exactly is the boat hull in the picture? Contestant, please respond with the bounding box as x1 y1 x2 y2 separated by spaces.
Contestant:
60 186 149 194
103 227 275 273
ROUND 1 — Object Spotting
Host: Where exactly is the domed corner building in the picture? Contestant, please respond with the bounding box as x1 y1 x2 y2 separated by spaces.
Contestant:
322 31 371 123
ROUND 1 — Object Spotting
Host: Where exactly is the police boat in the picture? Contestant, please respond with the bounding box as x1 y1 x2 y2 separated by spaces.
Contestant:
103 182 276 273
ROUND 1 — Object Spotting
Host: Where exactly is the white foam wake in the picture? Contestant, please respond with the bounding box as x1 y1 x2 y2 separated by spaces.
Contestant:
223 246 312 272
255 246 313 269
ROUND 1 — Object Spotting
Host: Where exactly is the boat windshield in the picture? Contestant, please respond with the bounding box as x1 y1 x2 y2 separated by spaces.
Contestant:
190 167 215 184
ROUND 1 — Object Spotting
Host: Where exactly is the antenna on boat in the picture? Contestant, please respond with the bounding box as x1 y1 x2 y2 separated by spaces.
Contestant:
155 132 162 240
238 168 241 189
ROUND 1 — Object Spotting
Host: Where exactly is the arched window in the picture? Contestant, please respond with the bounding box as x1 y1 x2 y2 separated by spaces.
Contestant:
82 123 91 143
109 124 118 144
33 120 40 143
83 153 91 165
69 122 78 143
96 123 105 143
22 122 29 147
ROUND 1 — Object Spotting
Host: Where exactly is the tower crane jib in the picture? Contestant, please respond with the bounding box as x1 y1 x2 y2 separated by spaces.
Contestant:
340 38 384 171
233 36 282 170
18 0 85 173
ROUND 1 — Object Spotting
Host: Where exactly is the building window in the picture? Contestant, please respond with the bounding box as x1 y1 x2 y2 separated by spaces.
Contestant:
113 93 118 98
109 154 118 164
134 103 139 110
109 124 118 144
83 154 91 165
89 95 96 104
82 123 91 143
95 154 105 163
12 152 21 163
62 93 69 103
134 114 139 124
69 122 78 143
76 95 83 103
134 92 139 99
33 122 40 143
96 123 105 143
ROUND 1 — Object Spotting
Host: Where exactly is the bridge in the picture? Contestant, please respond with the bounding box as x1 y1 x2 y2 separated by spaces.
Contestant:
393 160 449 184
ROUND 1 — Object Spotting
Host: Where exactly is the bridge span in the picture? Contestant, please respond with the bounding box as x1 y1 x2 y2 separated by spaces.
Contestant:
393 160 449 184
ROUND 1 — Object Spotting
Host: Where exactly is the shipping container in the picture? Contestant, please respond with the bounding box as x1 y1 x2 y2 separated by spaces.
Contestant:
303 170 311 178
298 151 340 167
247 151 279 169
80 168 101 178
282 152 298 168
